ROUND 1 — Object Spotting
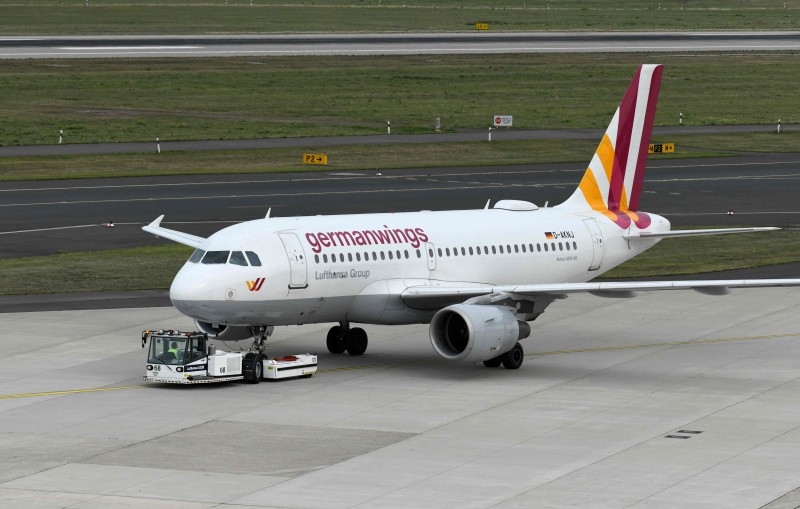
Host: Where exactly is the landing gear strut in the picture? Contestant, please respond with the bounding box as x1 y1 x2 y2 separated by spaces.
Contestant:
326 321 369 356
250 325 274 355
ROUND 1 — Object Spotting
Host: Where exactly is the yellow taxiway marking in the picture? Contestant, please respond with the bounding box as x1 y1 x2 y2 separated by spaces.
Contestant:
529 332 800 357
0 385 143 400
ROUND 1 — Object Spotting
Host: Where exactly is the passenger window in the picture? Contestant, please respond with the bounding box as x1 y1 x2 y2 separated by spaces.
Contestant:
202 251 230 264
396 250 402 259
437 248 442 257
446 248 450 256
492 246 496 254
372 252 377 261
356 253 361 262
573 241 578 250
380 252 385 260
453 247 458 257
565 243 570 251
461 247 466 256
499 246 504 254
537 244 541 252
323 254 328 263
245 251 262 266
348 253 353 262
388 251 394 260
229 251 248 266
339 254 344 262
469 247 474 255
544 244 549 252
558 242 563 251
514 245 519 254
188 249 205 263
315 254 320 263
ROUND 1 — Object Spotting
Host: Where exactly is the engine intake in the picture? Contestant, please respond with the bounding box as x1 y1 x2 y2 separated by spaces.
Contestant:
429 304 531 363
194 321 253 341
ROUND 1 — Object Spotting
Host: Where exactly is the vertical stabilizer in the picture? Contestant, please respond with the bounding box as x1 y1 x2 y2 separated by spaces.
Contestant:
561 64 663 229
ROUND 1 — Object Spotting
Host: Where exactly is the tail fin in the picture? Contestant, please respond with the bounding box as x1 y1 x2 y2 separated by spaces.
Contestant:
561 64 663 229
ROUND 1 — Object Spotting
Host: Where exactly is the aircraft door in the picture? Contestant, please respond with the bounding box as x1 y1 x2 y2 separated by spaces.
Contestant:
583 218 604 271
425 242 437 270
278 232 308 289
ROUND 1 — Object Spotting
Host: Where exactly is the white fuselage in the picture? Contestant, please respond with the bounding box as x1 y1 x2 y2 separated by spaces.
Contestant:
169 202 670 327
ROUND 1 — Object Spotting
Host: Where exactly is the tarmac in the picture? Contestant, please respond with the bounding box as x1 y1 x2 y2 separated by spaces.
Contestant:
1 288 800 508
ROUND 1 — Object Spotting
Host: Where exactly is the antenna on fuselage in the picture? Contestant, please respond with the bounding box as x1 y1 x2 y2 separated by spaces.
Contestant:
265 207 271 219
484 199 491 209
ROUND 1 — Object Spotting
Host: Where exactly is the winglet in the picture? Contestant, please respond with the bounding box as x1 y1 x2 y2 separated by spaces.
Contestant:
142 215 205 248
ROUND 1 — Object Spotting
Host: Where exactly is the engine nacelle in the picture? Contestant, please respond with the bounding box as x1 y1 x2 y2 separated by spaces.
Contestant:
429 304 531 363
194 321 253 341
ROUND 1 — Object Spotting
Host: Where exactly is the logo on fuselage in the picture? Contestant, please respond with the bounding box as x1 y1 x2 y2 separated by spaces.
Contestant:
246 278 265 291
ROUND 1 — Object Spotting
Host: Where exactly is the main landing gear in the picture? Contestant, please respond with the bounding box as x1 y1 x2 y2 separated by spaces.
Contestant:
482 342 524 370
326 321 368 356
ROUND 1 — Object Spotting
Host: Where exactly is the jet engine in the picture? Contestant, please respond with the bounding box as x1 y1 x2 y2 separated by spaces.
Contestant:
429 304 531 363
194 320 253 341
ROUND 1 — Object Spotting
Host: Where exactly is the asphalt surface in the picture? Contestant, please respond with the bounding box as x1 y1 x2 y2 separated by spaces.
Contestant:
3 31 800 58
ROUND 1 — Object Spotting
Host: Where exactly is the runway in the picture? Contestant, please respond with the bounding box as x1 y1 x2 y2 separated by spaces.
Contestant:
1 289 799 508
2 31 800 58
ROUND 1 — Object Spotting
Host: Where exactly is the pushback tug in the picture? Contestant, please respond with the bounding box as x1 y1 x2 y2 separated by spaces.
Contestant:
142 329 317 384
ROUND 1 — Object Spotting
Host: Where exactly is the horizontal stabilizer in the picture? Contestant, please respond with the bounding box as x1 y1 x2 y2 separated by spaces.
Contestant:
624 227 780 240
142 215 205 248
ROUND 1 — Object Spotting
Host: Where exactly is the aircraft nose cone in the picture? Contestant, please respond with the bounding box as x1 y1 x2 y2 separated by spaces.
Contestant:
169 268 212 315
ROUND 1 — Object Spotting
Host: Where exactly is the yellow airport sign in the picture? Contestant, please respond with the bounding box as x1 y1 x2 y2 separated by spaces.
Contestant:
475 22 489 30
648 143 675 154
303 153 328 165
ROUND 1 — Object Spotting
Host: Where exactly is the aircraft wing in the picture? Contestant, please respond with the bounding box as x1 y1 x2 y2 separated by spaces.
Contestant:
402 278 800 309
142 215 205 248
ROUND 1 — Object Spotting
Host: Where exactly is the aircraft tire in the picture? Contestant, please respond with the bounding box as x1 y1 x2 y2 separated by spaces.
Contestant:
501 342 524 370
243 353 262 383
326 326 347 354
345 327 368 356
483 356 503 368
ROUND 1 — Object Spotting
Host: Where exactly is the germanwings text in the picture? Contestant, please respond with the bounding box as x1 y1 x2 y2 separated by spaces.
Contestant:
305 225 429 254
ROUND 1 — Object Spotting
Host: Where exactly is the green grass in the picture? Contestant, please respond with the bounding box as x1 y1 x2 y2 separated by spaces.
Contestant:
0 244 192 295
2 229 798 296
2 0 800 35
2 53 800 149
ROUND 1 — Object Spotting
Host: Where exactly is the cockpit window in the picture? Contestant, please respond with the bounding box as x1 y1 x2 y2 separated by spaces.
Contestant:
188 249 205 263
245 251 262 266
229 251 248 266
201 251 230 264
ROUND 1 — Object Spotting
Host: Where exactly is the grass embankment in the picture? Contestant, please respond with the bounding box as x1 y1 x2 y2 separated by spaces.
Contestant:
0 0 798 35
1 53 799 148
1 230 798 295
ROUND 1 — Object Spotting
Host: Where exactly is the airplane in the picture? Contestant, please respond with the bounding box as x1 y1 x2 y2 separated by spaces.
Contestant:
144 64 800 370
